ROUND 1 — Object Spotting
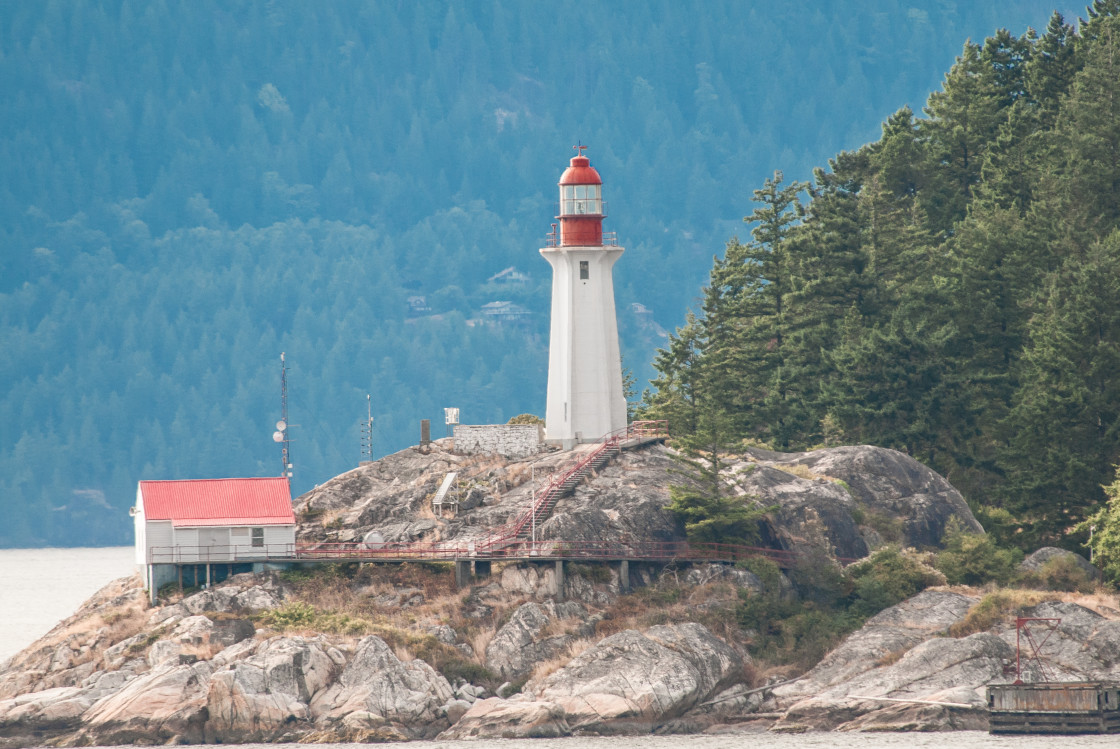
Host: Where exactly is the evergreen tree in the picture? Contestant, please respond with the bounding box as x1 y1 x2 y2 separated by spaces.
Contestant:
666 403 768 546
1002 234 1120 544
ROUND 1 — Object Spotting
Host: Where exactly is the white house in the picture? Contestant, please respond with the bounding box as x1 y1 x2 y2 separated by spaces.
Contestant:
133 477 296 601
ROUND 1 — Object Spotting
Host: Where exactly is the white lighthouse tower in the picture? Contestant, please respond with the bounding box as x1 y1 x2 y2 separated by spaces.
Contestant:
542 146 627 449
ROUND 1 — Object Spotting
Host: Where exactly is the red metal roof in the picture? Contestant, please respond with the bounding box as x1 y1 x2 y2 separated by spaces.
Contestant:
559 155 602 185
139 477 295 527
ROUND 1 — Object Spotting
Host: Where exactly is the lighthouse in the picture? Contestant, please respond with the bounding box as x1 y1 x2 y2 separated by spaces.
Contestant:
542 146 627 449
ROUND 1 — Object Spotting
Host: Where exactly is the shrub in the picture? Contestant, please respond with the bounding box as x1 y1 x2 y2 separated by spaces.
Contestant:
1016 555 1096 593
739 557 783 591
948 590 1052 637
846 546 945 617
861 509 905 544
935 525 1022 586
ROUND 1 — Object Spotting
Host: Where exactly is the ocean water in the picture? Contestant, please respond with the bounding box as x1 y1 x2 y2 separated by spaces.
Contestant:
213 735 1120 748
0 546 135 662
1 549 1117 747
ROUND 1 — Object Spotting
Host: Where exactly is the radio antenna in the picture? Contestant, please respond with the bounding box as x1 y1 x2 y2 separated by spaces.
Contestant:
272 352 293 480
360 394 375 464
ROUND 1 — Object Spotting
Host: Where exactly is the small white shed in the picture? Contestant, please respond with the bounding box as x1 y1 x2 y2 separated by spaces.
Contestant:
133 477 296 598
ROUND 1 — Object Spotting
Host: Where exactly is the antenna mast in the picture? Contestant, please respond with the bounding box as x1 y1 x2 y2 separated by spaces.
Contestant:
272 352 293 481
360 394 374 464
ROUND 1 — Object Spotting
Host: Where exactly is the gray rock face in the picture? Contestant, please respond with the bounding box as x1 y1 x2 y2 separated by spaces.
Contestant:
1019 547 1101 582
683 564 765 594
748 445 982 549
997 600 1120 682
296 438 981 572
442 697 570 739
205 637 336 742
531 623 743 732
485 601 588 680
310 635 453 739
81 660 215 744
774 590 978 704
446 622 743 739
180 583 282 615
778 633 1012 731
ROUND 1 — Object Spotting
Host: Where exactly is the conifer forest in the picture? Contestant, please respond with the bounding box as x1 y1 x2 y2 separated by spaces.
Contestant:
3 1 1113 549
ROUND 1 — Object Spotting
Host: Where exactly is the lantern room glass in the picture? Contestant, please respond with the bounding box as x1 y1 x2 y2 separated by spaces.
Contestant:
560 183 602 215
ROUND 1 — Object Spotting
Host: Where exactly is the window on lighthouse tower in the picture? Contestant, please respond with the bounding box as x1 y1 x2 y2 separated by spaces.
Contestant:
562 185 601 215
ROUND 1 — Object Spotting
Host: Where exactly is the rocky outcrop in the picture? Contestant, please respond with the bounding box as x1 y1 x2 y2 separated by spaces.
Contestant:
775 633 1010 731
80 660 215 744
295 440 983 565
442 697 570 739
746 445 983 551
756 592 1120 733
6 438 1108 743
773 590 978 703
1019 547 1100 582
445 622 744 739
310 635 453 740
205 636 338 742
485 601 589 680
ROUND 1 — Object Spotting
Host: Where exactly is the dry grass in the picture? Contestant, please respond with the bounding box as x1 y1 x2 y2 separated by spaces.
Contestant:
875 646 912 667
948 589 1056 637
1064 589 1120 618
468 628 494 663
539 612 586 639
773 464 825 481
527 636 594 683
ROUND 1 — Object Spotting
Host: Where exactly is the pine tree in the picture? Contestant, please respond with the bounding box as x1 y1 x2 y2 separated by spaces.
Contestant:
666 403 768 546
920 41 1008 233
1002 234 1120 544
733 172 807 447
781 168 871 444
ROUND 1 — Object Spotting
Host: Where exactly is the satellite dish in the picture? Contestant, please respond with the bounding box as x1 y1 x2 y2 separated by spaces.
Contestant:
272 431 284 442
363 530 385 549
276 420 287 431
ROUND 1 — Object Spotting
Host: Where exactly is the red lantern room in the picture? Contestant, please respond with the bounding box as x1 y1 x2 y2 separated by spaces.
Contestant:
557 145 604 246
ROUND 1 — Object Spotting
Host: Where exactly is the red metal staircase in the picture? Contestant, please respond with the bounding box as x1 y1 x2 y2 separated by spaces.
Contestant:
481 421 667 551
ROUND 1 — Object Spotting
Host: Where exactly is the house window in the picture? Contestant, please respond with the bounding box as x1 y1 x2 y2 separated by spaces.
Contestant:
580 261 589 280
251 528 264 547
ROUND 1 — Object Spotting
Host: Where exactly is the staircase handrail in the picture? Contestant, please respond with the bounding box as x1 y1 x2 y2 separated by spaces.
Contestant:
480 421 668 549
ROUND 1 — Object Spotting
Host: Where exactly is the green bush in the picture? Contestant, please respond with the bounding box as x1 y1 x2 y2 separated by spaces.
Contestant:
846 546 944 617
738 557 783 590
935 525 1022 586
1016 556 1096 593
738 547 944 669
948 589 1052 637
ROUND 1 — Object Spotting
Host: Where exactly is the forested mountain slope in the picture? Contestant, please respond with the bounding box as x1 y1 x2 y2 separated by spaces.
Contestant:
645 2 1120 551
0 1 1079 546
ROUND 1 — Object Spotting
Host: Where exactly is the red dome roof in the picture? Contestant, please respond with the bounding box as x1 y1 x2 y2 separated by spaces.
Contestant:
559 155 602 185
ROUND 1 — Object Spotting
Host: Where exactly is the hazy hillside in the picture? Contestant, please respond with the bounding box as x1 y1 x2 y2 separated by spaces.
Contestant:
0 1 1080 546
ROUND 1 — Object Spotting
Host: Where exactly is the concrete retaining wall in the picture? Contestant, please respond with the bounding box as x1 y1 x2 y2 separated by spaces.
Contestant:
453 424 542 458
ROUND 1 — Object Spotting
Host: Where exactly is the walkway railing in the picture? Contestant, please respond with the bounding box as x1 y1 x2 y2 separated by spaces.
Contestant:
151 540 801 566
148 421 827 570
